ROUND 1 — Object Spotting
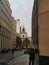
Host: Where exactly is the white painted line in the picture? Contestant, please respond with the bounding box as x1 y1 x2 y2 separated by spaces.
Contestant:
8 54 24 65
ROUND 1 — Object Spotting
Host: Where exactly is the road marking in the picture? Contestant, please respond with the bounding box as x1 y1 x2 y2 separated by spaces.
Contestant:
8 54 25 65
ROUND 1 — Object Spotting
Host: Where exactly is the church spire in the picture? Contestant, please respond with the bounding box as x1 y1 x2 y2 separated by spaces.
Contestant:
20 26 21 33
22 25 25 32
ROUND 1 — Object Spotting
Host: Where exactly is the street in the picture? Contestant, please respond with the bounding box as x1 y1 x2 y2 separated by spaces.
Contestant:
0 50 39 65
8 54 39 65
0 50 24 64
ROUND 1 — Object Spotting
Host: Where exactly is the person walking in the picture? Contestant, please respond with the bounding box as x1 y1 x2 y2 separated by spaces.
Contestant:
28 48 35 65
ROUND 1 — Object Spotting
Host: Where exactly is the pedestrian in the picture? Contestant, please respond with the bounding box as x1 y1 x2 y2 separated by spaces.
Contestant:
12 49 14 53
28 48 35 65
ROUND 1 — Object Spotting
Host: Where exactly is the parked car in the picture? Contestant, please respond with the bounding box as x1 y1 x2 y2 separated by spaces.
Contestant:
1 48 8 53
0 61 8 65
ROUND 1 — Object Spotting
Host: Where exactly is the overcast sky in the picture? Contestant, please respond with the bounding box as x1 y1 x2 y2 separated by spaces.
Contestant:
9 0 34 37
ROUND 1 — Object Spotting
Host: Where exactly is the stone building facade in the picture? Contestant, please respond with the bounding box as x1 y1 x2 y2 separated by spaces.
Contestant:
38 0 49 56
0 0 16 50
32 0 49 56
11 17 16 49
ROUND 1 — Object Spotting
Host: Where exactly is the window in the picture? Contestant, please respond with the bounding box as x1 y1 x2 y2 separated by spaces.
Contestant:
0 25 1 33
23 35 24 38
2 27 3 35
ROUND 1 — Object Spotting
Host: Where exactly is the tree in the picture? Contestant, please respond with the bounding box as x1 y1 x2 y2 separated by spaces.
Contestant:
23 38 30 48
16 36 22 48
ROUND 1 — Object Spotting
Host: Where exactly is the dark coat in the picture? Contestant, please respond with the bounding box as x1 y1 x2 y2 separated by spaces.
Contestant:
28 48 35 60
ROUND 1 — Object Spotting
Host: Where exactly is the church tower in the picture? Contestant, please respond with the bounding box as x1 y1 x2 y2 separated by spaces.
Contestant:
20 26 27 42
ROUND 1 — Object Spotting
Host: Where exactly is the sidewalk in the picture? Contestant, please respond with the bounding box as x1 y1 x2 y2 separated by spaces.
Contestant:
8 54 39 65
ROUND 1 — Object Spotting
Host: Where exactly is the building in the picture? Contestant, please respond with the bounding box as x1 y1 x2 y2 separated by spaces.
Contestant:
20 26 27 42
18 26 27 48
32 0 39 50
0 0 16 50
28 37 33 48
38 0 49 56
11 17 16 49
32 0 49 64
